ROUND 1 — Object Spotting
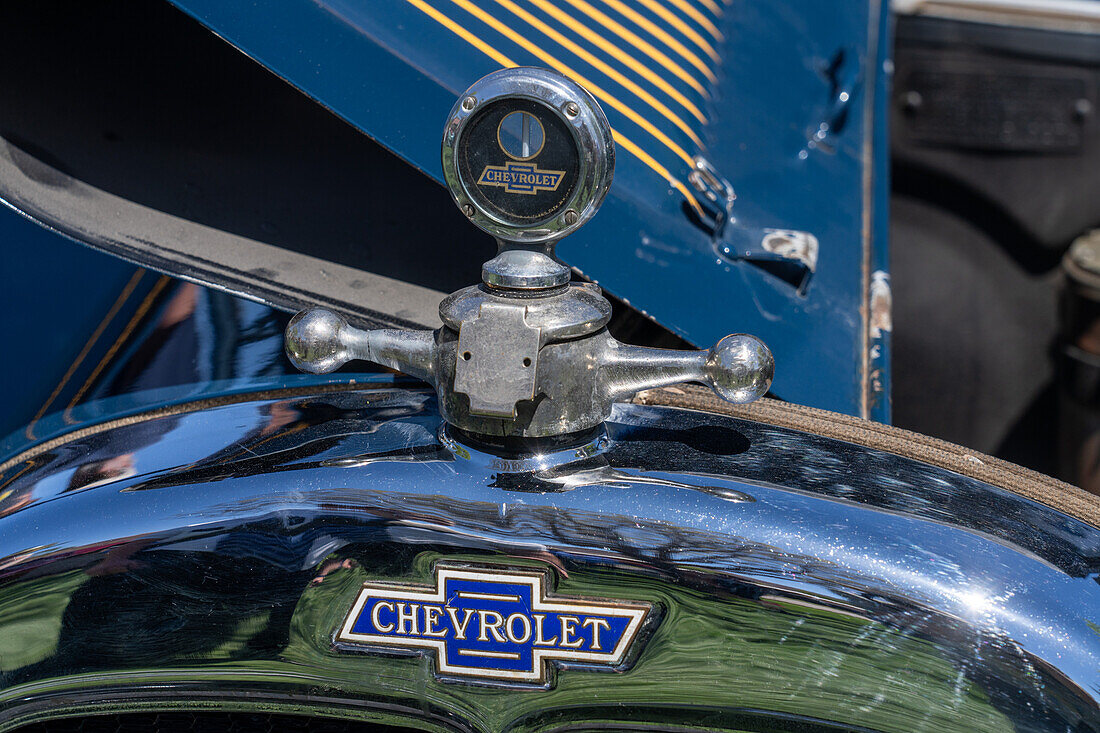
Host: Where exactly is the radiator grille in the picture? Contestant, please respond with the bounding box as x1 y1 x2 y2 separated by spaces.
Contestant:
15 712 405 733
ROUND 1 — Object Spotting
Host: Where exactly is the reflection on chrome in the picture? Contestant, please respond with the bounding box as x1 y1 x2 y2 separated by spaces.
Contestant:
0 382 1097 730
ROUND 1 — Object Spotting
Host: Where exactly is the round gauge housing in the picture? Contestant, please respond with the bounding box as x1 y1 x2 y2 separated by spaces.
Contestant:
441 67 615 245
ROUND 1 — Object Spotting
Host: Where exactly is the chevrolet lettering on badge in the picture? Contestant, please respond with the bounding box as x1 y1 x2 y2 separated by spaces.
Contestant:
337 565 651 684
478 161 565 195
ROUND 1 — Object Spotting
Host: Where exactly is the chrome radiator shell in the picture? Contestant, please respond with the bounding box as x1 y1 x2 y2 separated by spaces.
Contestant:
0 381 1097 732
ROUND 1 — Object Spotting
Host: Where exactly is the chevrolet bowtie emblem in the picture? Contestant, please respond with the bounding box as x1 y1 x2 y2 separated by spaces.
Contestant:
337 565 652 685
477 161 564 195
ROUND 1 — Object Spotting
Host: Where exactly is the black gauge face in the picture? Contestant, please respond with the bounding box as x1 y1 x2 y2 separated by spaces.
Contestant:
457 98 580 225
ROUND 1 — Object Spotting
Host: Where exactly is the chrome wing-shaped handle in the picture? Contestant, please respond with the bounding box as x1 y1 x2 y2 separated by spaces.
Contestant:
600 334 774 404
285 309 436 385
286 306 773 437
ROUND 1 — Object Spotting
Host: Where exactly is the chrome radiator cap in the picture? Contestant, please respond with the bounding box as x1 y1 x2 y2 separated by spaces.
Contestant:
284 68 774 439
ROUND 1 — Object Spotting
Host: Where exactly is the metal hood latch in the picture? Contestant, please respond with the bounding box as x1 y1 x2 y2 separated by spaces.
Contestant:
687 155 818 293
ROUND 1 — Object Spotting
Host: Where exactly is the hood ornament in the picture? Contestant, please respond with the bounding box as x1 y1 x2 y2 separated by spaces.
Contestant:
285 67 774 438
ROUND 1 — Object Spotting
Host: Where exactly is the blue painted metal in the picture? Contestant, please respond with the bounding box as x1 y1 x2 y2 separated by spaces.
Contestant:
0 250 372 464
163 0 892 418
0 206 144 442
0 385 1096 727
868 0 894 422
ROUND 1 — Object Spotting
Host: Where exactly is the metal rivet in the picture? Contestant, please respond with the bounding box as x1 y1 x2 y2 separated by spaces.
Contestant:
563 210 579 226
565 101 580 117
461 95 477 111
462 204 475 218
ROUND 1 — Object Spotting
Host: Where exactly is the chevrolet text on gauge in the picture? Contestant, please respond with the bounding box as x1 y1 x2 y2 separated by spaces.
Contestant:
441 66 614 244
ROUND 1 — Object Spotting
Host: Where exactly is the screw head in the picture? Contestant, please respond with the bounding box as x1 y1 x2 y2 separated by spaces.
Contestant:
565 101 580 117
563 209 579 226
462 203 475 218
461 95 477 112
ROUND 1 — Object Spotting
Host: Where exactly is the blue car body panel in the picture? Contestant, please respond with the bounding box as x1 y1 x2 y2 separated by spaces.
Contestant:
0 0 892 467
164 0 892 420
0 208 144 443
0 218 355 464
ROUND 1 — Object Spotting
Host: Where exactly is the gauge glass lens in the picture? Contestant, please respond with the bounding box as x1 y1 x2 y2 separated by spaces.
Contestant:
457 99 580 225
498 111 545 160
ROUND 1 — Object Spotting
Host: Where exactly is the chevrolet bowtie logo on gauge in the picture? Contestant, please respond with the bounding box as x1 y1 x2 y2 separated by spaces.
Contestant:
477 161 564 195
442 67 614 244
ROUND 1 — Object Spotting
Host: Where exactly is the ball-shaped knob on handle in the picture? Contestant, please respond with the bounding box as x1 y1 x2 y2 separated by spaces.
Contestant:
285 308 351 374
704 334 775 404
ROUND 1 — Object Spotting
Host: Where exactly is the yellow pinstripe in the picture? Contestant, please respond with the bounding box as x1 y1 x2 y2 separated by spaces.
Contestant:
65 275 172 419
490 0 706 136
599 0 720 73
407 0 516 66
449 0 700 163
560 0 711 96
528 0 710 112
23 269 146 439
697 0 723 18
636 0 722 57
666 0 724 41
400 0 704 216
613 131 704 217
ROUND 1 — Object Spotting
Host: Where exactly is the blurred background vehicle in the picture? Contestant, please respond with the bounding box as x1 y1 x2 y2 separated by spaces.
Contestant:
889 0 1100 489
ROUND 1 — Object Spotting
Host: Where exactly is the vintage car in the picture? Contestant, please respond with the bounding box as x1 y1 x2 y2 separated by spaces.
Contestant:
1 1 1099 732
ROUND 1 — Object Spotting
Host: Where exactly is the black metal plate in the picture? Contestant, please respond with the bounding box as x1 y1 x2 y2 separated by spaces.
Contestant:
903 67 1088 152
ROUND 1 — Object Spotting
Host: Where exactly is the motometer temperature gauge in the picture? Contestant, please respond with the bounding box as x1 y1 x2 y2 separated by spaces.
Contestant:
287 68 773 437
